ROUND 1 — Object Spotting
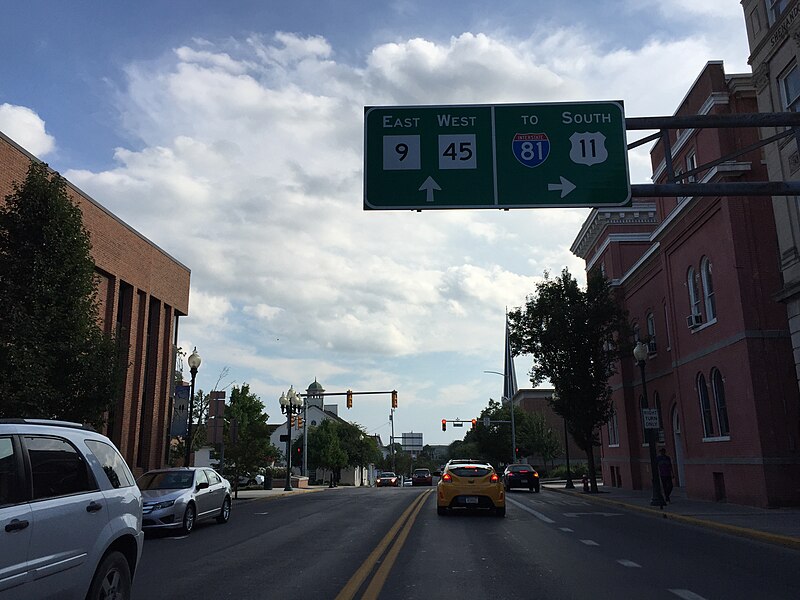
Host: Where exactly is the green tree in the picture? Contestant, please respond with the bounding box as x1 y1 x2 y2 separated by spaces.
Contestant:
219 384 280 492
0 162 122 427
526 412 562 473
508 267 629 492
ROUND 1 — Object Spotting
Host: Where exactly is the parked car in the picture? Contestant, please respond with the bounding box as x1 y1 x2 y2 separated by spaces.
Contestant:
376 471 400 487
412 468 433 486
137 467 231 534
0 418 144 600
437 460 505 517
502 464 540 492
403 477 413 487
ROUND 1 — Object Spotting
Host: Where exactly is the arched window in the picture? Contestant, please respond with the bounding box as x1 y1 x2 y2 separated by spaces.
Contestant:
697 373 714 437
688 266 701 318
647 312 657 353
711 369 730 436
701 257 716 321
607 404 619 446
654 392 665 444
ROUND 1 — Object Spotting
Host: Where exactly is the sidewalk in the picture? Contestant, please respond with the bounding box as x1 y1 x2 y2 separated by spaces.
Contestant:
542 480 800 550
231 484 331 502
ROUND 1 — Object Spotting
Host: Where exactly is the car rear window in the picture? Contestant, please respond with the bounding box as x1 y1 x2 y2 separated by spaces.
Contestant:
85 439 136 489
450 466 492 477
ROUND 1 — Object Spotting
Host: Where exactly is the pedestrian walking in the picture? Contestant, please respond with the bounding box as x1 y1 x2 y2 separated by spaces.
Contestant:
656 448 673 502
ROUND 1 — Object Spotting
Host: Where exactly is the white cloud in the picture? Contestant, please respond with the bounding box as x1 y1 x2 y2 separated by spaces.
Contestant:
60 13 751 433
0 104 55 157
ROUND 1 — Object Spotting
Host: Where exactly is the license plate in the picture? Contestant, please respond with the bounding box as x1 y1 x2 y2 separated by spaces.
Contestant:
465 496 478 504
520 479 528 484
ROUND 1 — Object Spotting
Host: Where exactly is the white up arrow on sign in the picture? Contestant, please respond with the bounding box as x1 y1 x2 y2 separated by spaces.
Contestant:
547 176 576 198
419 176 441 202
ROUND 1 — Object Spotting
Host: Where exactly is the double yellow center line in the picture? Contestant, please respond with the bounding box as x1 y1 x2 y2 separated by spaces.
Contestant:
335 489 433 600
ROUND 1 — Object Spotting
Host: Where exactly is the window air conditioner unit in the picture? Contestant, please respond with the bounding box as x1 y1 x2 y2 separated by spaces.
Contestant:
686 314 703 328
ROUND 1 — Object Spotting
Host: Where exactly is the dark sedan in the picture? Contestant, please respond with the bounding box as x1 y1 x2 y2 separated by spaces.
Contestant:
412 468 432 486
502 464 540 492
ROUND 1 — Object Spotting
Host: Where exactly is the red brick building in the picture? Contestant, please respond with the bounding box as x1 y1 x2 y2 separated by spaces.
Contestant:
571 62 800 507
0 130 191 474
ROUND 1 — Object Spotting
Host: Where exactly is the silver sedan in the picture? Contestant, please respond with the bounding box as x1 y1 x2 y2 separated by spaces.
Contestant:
137 467 231 534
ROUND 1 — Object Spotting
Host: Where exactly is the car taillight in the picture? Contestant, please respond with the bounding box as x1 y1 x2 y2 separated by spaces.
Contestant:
519 470 528 473
442 473 452 482
490 473 499 482
534 472 539 477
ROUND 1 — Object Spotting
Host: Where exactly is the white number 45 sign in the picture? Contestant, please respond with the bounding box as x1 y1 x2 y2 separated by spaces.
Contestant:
569 131 608 166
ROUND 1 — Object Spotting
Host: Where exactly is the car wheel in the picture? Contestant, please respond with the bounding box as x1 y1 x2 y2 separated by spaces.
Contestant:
534 486 540 493
495 506 506 517
181 503 196 534
529 487 534 492
86 550 132 600
216 496 231 524
437 506 447 516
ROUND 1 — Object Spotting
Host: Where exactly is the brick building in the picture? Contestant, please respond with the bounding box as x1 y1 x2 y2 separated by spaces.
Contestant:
511 388 592 471
742 0 800 402
0 130 191 474
571 62 800 507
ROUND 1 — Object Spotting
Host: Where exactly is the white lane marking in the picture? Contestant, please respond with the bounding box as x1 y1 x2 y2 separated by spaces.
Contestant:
669 591 709 600
506 497 555 523
580 539 599 546
617 559 641 568
255 512 269 515
559 527 574 532
563 512 622 518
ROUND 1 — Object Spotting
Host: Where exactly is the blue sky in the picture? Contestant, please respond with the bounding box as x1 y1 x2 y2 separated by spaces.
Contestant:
1 1 750 448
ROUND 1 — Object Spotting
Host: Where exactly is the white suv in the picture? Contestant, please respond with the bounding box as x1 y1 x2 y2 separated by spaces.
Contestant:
0 419 144 599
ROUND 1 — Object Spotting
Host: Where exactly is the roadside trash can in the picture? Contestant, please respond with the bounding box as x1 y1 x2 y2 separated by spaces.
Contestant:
582 474 589 492
264 473 273 490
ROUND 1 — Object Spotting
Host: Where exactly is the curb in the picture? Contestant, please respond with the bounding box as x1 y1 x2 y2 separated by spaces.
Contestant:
232 487 327 503
544 486 800 551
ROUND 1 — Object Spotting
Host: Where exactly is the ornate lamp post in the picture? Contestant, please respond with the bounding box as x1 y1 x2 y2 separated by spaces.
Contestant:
279 386 303 491
633 341 666 507
184 347 202 466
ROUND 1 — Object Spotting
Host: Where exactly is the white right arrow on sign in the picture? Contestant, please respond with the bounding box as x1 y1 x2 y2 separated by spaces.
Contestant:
547 176 576 198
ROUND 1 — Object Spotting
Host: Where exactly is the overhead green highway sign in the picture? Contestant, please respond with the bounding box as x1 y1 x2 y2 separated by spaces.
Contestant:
364 101 630 210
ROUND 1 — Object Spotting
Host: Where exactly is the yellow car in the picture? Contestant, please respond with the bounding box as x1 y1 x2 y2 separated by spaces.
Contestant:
437 461 505 517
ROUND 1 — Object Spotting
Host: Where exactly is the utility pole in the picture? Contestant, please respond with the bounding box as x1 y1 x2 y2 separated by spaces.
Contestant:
390 408 396 472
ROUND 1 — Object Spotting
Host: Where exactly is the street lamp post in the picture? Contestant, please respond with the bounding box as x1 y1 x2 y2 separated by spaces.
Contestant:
184 347 202 466
484 371 517 464
279 386 303 491
633 341 666 507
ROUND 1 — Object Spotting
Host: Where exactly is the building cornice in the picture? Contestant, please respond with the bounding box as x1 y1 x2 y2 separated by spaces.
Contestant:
570 203 657 261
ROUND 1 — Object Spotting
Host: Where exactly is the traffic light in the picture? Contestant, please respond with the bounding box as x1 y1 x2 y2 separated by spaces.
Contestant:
471 418 477 429
391 390 398 409
346 390 353 409
297 416 303 429
441 419 447 431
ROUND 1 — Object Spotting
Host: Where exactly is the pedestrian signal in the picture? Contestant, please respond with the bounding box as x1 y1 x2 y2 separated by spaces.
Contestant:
346 390 353 409
441 419 447 432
